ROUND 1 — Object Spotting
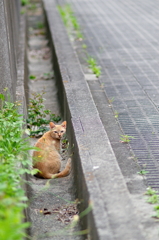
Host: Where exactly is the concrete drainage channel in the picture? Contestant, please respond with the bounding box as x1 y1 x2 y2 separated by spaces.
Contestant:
27 2 81 240
26 1 158 240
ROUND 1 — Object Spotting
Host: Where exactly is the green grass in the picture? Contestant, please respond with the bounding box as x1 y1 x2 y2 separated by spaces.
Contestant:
145 187 158 196
0 93 36 239
114 110 119 119
137 170 149 175
87 57 101 77
58 4 101 77
20 0 30 6
57 4 83 39
147 195 159 204
144 187 159 219
120 134 134 143
29 75 36 80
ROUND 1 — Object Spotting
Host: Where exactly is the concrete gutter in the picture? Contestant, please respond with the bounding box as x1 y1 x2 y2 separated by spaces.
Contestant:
43 0 147 239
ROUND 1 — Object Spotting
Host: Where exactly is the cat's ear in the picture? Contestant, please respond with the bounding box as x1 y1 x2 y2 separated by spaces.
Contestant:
49 122 55 129
61 121 67 128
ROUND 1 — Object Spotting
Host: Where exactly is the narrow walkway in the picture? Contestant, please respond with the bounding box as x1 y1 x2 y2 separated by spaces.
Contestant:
65 0 159 190
27 2 81 239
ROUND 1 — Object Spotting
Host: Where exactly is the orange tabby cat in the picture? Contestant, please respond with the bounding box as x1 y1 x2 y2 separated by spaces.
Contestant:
33 121 71 179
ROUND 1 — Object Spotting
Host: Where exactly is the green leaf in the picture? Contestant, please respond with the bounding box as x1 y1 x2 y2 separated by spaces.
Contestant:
30 168 40 175
0 94 5 101
29 75 36 80
24 128 30 135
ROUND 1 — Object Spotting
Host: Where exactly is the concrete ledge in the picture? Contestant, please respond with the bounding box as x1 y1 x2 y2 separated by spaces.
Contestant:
16 14 28 117
43 0 146 239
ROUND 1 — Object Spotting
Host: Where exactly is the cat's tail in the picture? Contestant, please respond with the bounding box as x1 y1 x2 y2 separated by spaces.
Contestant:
53 158 71 178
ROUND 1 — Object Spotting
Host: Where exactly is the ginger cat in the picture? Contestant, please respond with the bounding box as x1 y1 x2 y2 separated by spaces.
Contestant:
33 121 71 179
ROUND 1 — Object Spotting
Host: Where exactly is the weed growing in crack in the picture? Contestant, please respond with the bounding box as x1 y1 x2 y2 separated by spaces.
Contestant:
137 170 149 175
144 187 159 219
27 91 61 137
82 44 87 49
29 75 36 80
114 110 119 119
147 194 159 204
87 56 101 77
108 97 115 104
58 4 101 78
145 187 158 196
57 4 83 40
43 71 54 80
120 134 134 143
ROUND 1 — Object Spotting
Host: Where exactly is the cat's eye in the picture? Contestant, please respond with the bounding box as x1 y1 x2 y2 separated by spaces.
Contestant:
61 131 64 133
54 131 57 133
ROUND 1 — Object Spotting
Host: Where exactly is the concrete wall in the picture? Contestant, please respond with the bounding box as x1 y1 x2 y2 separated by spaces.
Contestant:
0 0 21 101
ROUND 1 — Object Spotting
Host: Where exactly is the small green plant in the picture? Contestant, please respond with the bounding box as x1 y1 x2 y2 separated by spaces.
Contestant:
58 4 101 77
62 138 69 149
147 194 159 204
27 91 61 136
92 66 101 77
57 4 83 40
152 210 159 219
29 75 36 80
71 15 80 31
145 187 158 196
137 170 149 175
43 72 54 80
20 0 30 6
154 205 159 210
87 57 97 68
87 57 101 78
114 110 119 118
37 22 44 29
108 97 115 104
153 205 159 218
76 31 83 39
144 187 159 219
120 135 134 143
82 44 87 49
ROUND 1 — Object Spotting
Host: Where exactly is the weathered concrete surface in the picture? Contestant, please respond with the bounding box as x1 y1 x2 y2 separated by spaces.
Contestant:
16 14 28 118
0 0 20 100
43 0 159 239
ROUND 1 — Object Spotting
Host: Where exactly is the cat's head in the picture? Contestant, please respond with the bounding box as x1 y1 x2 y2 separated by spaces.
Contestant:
49 121 66 139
